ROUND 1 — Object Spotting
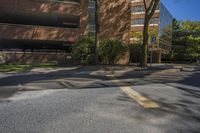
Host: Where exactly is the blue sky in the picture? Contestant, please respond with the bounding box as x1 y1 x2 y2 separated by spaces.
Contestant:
161 0 200 21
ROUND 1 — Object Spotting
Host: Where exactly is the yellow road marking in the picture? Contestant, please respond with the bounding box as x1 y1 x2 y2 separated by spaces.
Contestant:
59 81 71 88
107 74 160 109
121 86 159 109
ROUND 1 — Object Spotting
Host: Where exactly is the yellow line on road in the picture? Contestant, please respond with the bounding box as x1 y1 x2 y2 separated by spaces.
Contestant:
120 86 159 109
59 81 71 88
107 74 159 109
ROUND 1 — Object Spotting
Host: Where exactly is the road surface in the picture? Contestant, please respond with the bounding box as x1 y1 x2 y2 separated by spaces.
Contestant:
0 65 200 133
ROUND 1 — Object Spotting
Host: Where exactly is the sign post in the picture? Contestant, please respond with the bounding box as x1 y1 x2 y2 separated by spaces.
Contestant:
150 34 157 66
197 50 200 64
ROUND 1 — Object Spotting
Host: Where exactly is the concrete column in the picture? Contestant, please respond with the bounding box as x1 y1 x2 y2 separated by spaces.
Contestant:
157 51 162 64
0 52 5 64
80 0 89 37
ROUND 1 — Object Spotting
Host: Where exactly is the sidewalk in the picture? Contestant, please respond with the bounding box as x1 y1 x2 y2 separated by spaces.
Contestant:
149 63 199 72
0 64 198 101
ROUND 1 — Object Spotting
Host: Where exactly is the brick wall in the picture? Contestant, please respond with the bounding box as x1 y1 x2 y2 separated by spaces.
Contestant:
0 52 75 64
0 0 80 16
0 0 88 42
100 0 131 44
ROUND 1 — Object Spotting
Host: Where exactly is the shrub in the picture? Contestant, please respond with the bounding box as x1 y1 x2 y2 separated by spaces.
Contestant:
72 37 95 65
98 38 128 64
128 44 142 65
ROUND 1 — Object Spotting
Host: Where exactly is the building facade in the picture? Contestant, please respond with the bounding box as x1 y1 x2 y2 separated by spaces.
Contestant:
0 0 172 64
130 0 173 63
0 0 88 53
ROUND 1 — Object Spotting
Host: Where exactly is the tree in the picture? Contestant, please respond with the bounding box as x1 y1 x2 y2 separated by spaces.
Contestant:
141 0 160 67
98 38 128 65
172 20 200 62
183 20 200 54
72 37 95 65
129 44 142 65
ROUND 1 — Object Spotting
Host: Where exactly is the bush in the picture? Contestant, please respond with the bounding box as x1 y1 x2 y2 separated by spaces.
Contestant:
128 44 142 65
72 37 95 65
98 38 128 64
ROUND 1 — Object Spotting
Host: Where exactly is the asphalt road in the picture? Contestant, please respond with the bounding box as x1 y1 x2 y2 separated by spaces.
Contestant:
0 65 200 133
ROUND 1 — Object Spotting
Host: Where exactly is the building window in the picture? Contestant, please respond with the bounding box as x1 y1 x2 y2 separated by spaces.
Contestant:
132 17 159 26
132 19 144 25
131 5 160 13
0 9 80 28
88 0 95 35
150 17 160 24
88 0 95 8
131 6 145 13
49 0 80 3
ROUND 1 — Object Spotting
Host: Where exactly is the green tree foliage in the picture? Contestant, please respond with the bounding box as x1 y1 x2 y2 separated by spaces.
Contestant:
72 37 95 65
172 20 200 62
131 32 143 44
182 21 200 32
131 28 158 46
130 28 158 65
72 37 128 65
98 38 128 65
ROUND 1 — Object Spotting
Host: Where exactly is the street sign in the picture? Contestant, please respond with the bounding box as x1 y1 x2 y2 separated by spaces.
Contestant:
150 34 157 66
150 35 157 46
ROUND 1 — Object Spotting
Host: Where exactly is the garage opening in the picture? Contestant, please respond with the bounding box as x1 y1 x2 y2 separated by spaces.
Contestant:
0 9 80 28
0 39 73 53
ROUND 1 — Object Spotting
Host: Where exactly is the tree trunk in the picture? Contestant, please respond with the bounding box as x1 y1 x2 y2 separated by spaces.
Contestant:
141 0 160 68
141 16 149 68
94 0 100 65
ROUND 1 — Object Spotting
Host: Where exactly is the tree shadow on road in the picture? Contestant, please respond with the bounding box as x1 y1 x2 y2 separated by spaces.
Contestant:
0 65 199 102
117 89 200 133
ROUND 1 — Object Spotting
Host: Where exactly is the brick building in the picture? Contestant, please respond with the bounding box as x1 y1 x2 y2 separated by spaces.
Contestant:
0 0 172 64
130 0 173 63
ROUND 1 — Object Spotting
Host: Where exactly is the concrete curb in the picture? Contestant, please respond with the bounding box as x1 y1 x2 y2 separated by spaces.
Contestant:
159 68 182 73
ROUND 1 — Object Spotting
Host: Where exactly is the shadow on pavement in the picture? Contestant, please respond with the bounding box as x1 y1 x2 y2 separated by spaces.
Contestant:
117 89 200 133
0 65 199 101
177 68 200 88
0 87 17 102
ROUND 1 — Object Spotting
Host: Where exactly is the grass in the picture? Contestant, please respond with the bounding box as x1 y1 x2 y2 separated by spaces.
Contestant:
0 63 60 72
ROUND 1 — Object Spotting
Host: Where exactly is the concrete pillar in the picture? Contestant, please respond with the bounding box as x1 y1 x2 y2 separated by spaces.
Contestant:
0 52 5 64
80 0 89 37
156 51 162 64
